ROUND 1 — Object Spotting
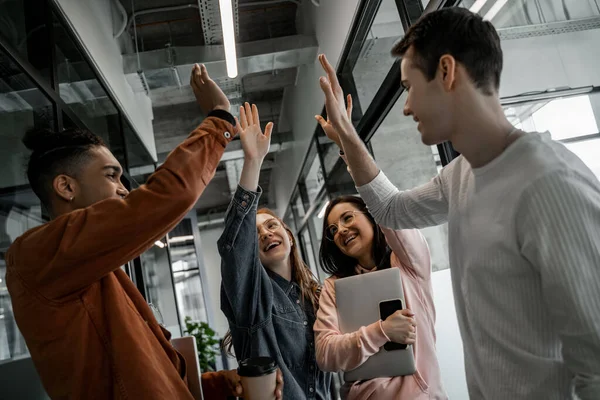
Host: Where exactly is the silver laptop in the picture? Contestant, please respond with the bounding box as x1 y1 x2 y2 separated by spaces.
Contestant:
335 268 416 382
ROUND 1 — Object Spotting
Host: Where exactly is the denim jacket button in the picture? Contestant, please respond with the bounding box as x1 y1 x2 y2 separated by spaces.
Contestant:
296 299 300 304
241 201 247 207
303 321 308 326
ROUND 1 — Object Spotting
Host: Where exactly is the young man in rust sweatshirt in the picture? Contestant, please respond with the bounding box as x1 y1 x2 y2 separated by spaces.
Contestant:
4 64 282 399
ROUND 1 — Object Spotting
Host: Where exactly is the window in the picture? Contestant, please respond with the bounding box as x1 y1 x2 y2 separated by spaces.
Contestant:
308 196 330 282
298 140 325 215
52 12 126 167
169 219 208 325
368 91 450 271
461 0 600 28
349 0 404 112
0 49 55 361
505 92 600 178
141 240 181 334
123 117 155 171
0 1 53 84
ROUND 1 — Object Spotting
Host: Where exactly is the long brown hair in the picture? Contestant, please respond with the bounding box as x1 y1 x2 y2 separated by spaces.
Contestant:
222 208 320 354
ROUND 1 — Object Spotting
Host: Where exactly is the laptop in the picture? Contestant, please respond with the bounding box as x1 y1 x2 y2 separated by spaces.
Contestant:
335 268 416 382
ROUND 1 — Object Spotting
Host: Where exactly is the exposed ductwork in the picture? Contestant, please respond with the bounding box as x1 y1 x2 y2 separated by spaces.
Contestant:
122 34 318 93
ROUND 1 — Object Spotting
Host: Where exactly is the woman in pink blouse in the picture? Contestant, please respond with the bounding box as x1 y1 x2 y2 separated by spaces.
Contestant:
314 195 446 399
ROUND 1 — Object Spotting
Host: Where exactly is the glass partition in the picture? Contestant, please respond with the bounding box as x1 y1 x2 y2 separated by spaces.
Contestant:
0 49 54 361
505 91 600 178
368 91 450 271
351 0 404 111
52 12 125 167
169 219 209 325
141 240 181 335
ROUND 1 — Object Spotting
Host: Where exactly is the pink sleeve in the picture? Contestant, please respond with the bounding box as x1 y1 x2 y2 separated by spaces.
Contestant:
382 227 432 280
314 278 390 372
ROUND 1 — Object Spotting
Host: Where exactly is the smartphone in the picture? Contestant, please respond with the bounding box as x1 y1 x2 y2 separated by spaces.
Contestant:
379 299 408 351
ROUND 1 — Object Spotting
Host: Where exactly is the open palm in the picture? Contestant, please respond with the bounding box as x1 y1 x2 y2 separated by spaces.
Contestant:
238 102 274 161
316 93 353 148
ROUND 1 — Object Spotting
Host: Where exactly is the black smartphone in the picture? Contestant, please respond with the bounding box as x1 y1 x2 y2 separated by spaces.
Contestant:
379 299 408 351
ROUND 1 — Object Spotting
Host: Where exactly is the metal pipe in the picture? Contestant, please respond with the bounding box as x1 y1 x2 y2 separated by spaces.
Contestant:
112 0 129 39
533 0 545 23
239 0 300 7
561 0 571 20
523 0 533 24
116 4 200 39
131 0 141 71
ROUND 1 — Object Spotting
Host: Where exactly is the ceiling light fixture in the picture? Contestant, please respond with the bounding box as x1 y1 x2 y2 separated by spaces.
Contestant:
168 235 195 243
154 241 165 248
469 0 489 13
483 0 509 21
219 0 238 78
317 201 330 219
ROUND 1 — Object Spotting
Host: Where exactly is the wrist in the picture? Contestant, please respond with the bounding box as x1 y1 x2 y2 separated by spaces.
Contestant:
211 105 230 112
243 156 264 166
336 119 355 138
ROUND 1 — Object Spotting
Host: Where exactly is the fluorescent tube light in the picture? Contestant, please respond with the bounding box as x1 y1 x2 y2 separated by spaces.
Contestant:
154 241 165 248
317 201 330 219
168 235 195 244
483 0 509 21
469 0 489 13
219 0 238 78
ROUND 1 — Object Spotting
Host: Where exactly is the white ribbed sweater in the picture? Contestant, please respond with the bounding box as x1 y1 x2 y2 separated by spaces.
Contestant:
357 132 600 400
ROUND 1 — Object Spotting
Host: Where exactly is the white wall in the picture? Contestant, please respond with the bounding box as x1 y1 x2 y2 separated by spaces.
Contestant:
271 0 361 215
431 269 469 400
51 0 157 160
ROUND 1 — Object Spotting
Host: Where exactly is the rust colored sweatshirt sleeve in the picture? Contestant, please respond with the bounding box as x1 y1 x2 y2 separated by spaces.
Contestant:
7 117 234 300
201 371 232 399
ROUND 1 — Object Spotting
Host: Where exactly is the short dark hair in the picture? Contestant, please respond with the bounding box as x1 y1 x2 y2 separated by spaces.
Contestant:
392 7 503 95
319 196 391 279
23 127 106 210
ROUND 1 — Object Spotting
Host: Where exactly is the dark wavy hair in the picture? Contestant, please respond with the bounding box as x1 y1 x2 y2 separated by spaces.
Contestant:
23 127 106 210
319 195 394 279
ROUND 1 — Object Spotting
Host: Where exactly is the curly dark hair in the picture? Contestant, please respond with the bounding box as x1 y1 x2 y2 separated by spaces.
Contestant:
23 127 106 209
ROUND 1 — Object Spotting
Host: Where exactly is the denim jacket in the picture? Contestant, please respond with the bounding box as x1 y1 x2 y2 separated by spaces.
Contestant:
218 185 331 400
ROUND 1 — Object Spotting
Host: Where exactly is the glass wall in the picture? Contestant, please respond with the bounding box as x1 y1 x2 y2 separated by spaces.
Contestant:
369 91 450 271
505 92 600 178
0 49 52 361
141 239 181 333
170 219 209 324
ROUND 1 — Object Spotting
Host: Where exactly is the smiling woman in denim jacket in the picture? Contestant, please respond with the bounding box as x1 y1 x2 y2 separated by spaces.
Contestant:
218 102 332 400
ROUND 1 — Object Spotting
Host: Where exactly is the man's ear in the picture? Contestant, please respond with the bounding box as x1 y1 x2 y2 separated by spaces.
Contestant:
438 54 457 92
52 174 78 202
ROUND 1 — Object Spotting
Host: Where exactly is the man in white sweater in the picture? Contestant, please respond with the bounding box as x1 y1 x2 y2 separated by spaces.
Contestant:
315 7 600 400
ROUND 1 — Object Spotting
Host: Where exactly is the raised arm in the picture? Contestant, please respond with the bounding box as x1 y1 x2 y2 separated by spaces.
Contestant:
7 64 235 300
382 227 432 281
316 54 449 230
218 103 275 328
517 170 600 400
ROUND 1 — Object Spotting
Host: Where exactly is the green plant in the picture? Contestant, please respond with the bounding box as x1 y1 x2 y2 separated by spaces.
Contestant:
183 316 220 372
